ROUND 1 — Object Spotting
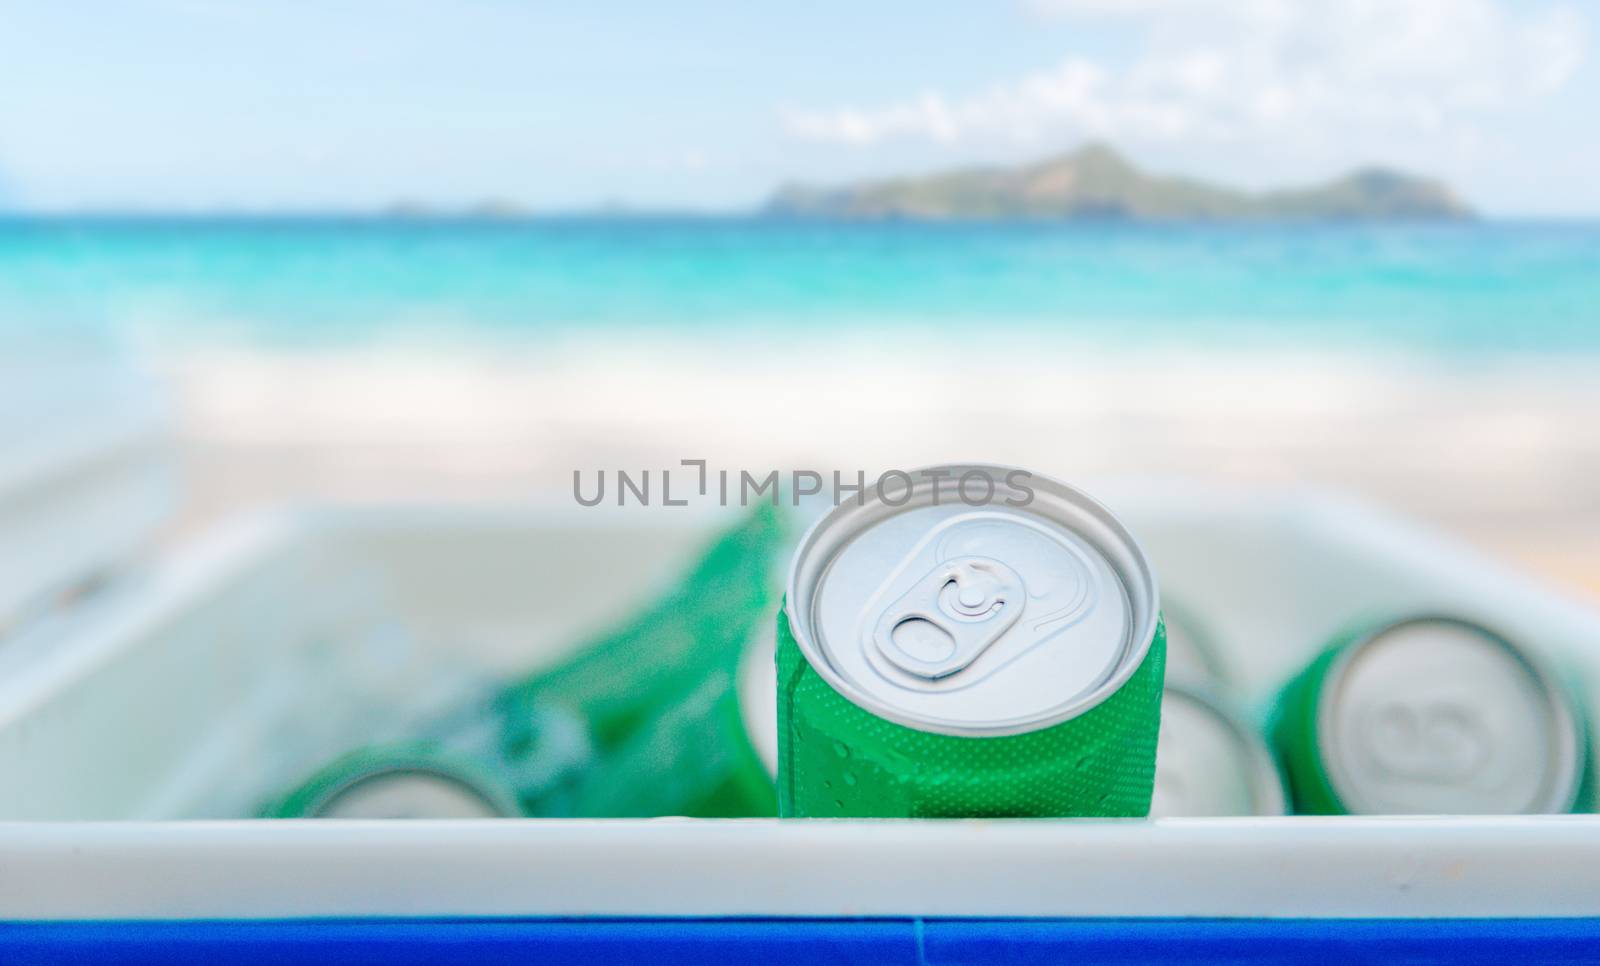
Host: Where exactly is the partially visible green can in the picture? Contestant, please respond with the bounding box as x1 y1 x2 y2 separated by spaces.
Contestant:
498 502 786 756
273 504 788 820
1270 614 1587 815
565 616 780 817
778 464 1166 818
501 503 788 817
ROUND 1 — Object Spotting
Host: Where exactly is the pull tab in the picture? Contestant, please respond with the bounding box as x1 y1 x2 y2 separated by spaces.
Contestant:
872 556 1024 679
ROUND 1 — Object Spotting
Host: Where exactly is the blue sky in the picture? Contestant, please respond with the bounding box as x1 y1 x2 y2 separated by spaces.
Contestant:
0 0 1594 214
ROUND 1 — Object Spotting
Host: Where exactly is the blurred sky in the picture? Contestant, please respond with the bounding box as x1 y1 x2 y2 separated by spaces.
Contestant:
0 0 1594 215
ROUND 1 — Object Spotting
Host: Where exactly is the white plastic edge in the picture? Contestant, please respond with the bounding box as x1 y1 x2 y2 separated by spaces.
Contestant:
2 817 1599 920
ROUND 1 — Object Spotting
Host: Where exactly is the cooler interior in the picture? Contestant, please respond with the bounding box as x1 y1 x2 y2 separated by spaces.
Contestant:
2 485 1596 823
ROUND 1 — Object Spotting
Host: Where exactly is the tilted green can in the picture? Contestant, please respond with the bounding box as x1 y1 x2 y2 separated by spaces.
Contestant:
564 625 779 817
274 505 788 820
777 464 1166 818
500 502 788 817
1270 614 1587 815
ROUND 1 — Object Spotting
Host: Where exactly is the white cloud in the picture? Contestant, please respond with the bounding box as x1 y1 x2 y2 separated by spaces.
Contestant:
784 0 1588 149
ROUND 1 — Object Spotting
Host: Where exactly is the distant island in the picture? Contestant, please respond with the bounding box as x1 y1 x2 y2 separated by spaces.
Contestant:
383 198 534 220
765 143 1471 221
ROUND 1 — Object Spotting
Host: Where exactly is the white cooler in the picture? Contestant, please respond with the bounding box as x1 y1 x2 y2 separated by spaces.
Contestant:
1 377 1599 960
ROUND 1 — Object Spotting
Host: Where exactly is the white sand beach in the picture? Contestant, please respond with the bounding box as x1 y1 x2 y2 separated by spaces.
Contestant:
160 340 1600 602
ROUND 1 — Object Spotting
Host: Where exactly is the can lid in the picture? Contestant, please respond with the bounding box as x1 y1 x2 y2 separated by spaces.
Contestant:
786 464 1159 737
314 768 512 819
1318 615 1581 815
275 746 522 819
1151 686 1286 817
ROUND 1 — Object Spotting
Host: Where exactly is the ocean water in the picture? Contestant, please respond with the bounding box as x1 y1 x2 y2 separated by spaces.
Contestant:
2 217 1597 353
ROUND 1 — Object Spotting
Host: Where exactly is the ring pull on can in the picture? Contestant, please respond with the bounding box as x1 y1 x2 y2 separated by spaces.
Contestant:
872 557 1023 679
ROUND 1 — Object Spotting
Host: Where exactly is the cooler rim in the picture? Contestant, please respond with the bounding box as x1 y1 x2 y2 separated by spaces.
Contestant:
2 817 1599 920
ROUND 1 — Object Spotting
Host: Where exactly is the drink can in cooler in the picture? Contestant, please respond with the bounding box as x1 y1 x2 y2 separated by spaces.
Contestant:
499 504 787 815
1270 614 1585 815
1150 684 1286 817
778 464 1166 818
498 503 786 754
266 744 523 819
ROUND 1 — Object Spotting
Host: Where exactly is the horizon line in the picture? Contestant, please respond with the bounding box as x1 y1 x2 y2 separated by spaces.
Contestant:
3 208 1600 223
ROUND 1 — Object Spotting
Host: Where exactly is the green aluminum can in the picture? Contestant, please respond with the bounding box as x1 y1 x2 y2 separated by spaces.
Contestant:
565 617 779 817
1270 614 1586 815
777 464 1166 818
502 503 787 817
498 502 785 753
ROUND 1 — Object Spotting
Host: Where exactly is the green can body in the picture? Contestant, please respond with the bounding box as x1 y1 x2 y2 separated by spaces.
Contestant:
777 605 1167 818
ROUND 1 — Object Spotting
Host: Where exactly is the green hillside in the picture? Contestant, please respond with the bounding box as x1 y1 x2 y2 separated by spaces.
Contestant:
766 143 1471 221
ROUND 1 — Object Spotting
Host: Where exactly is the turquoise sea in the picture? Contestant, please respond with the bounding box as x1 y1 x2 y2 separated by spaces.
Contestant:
3 218 1597 353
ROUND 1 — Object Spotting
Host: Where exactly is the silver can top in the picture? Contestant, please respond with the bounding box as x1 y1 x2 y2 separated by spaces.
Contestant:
1150 685 1286 817
1319 615 1581 815
313 767 514 819
786 464 1160 737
